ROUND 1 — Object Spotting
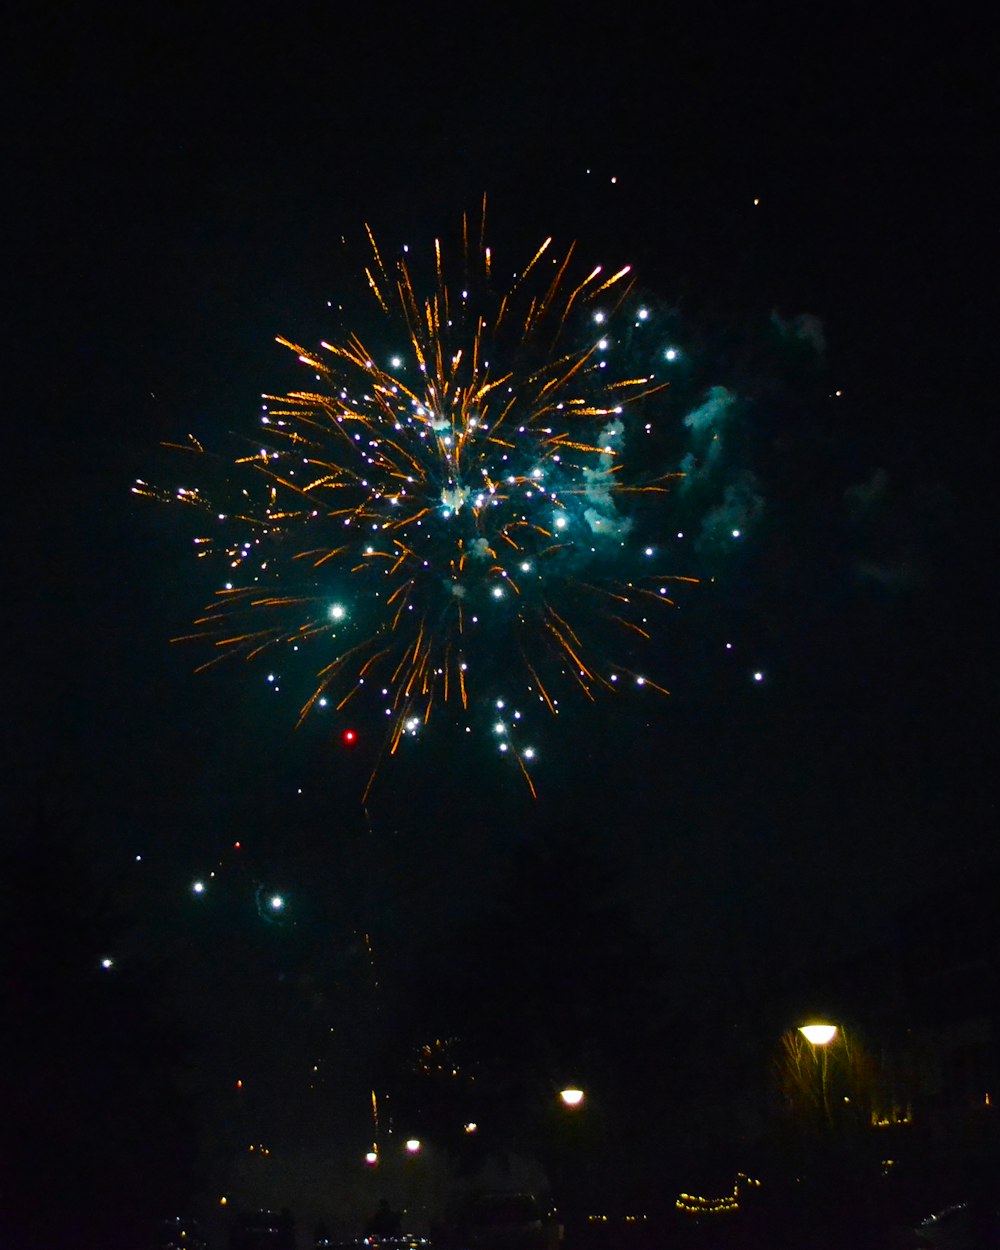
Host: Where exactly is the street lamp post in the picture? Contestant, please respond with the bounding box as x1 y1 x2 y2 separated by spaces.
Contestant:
798 1023 838 1125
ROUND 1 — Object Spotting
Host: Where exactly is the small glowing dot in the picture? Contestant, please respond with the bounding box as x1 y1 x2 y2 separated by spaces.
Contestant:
193 881 206 895
270 895 284 911
753 671 764 682
731 528 741 538
492 586 505 599
100 957 114 970
329 604 346 621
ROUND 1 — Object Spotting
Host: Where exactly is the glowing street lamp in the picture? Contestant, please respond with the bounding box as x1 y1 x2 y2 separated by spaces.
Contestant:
799 1023 838 1046
560 1087 585 1108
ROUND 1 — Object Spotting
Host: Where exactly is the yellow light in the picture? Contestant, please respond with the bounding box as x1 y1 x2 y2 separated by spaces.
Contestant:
560 1087 584 1107
798 1024 837 1045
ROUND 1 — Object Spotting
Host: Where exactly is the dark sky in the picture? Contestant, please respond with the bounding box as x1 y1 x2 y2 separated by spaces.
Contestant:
6 2 995 1227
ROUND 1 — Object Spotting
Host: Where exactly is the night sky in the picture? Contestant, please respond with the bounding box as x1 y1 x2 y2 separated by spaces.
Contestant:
6 5 994 1240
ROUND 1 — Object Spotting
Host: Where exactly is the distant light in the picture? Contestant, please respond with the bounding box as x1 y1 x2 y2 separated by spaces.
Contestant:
365 1151 379 1166
731 528 741 538
192 881 206 895
644 547 654 556
753 671 764 682
100 957 114 970
664 348 679 361
329 604 346 621
269 895 285 911
492 586 505 599
405 1138 421 1154
342 729 357 744
560 1087 585 1107
799 1024 838 1046
220 1197 228 1207
464 1121 478 1133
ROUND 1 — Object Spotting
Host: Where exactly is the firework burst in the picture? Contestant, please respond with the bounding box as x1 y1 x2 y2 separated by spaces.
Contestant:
136 202 696 799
